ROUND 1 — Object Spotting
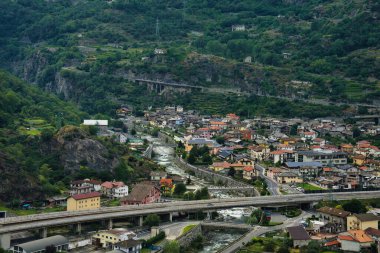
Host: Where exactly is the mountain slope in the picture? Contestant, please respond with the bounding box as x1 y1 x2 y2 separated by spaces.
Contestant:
0 0 379 117
0 70 158 202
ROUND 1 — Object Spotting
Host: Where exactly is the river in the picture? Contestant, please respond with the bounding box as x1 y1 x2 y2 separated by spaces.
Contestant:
199 229 243 253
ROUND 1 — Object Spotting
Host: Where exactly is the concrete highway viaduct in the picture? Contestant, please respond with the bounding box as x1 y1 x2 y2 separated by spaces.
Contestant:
1 191 380 248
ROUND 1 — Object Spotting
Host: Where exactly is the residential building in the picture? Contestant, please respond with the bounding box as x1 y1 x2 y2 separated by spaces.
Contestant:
338 230 373 252
270 150 294 164
317 206 350 233
101 181 129 198
276 172 302 184
70 179 102 195
185 138 220 153
243 166 255 180
249 146 270 161
121 182 161 205
347 213 380 230
67 192 101 211
150 171 167 181
92 229 137 248
267 167 284 180
9 235 69 253
210 161 231 172
111 239 143 253
295 151 347 165
287 225 311 248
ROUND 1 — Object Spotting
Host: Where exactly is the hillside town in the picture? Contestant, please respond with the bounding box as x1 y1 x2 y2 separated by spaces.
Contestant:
2 105 380 253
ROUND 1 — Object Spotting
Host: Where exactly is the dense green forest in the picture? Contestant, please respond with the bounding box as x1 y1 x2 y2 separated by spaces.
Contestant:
0 0 378 118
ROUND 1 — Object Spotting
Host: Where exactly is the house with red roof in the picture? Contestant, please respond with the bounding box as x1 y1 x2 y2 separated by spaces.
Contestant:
121 182 161 205
101 181 129 198
243 166 256 180
338 230 374 252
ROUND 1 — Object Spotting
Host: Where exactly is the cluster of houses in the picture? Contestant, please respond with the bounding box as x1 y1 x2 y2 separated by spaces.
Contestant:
286 207 380 252
8 228 143 253
65 170 186 212
143 107 380 191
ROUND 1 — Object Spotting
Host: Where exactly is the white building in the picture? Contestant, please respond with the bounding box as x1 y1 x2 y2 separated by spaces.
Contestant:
83 120 109 126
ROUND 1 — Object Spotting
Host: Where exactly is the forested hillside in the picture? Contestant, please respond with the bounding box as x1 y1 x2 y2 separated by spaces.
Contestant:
0 0 379 117
0 70 159 202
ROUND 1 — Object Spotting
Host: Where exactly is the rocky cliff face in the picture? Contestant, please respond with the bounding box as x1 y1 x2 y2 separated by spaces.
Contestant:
53 126 119 172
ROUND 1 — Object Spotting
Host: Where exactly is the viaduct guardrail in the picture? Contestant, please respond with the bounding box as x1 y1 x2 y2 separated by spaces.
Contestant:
1 191 380 235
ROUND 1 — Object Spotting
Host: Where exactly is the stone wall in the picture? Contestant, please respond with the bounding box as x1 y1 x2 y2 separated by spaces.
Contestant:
176 224 203 248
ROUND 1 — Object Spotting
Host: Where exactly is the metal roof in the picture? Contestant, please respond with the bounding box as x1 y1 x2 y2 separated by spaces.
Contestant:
15 235 68 253
285 162 323 168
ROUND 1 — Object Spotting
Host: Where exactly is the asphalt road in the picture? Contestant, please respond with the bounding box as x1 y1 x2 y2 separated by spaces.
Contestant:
255 164 280 195
219 211 311 253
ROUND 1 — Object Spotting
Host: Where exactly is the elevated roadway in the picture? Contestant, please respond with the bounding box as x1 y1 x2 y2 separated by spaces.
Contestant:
1 191 380 237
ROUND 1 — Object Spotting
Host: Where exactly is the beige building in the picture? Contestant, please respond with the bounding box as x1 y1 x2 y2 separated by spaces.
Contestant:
276 172 302 184
67 192 101 211
317 206 350 233
347 213 380 231
92 229 137 248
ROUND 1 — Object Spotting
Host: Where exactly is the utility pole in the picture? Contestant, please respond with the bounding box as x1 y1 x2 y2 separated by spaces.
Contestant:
155 17 160 40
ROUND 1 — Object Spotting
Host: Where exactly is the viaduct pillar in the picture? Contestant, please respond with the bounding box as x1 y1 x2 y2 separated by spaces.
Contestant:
0 233 10 250
40 227 48 238
76 223 81 234
169 213 173 222
139 216 143 227
108 219 113 230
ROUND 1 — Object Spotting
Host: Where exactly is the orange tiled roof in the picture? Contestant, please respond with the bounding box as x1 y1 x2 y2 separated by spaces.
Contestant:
338 235 355 241
243 166 254 172
348 230 373 243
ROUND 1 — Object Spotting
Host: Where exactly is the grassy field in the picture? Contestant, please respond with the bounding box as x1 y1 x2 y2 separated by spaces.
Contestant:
182 224 197 235
297 183 325 191
0 203 65 216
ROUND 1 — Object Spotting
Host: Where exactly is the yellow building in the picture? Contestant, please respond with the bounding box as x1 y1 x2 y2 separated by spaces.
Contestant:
92 229 136 248
67 192 101 211
277 172 303 184
347 213 380 230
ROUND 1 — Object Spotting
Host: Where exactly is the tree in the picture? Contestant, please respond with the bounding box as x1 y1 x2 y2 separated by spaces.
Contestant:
163 240 180 253
264 242 275 252
181 151 187 160
277 245 290 253
143 214 160 227
174 183 187 195
228 167 236 177
215 136 225 145
342 199 367 214
130 128 137 135
305 240 321 253
187 153 196 164
290 124 298 136
201 153 213 165
352 127 361 138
